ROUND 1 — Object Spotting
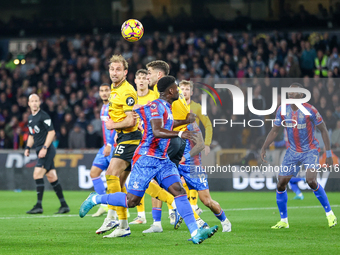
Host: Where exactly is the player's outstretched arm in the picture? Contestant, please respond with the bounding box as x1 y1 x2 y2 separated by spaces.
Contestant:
173 113 197 128
188 132 205 158
260 125 280 163
317 122 333 166
151 118 195 139
106 111 136 130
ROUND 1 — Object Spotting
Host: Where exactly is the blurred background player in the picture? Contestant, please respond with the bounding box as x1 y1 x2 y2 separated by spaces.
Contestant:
179 80 213 215
25 94 69 214
90 83 117 225
261 83 337 229
272 128 305 200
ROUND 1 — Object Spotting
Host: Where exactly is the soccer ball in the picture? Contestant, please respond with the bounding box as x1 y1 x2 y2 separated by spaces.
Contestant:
121 19 144 42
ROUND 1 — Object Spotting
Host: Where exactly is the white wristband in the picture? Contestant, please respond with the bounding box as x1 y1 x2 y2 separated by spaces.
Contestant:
178 131 184 138
107 143 112 147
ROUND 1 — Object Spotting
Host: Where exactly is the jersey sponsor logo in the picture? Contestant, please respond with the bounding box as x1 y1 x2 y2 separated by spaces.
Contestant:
44 119 51 126
285 123 306 129
126 97 135 106
34 125 40 133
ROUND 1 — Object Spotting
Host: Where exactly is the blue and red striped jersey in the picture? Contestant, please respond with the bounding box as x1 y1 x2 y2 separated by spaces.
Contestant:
134 99 174 159
180 122 202 166
100 103 116 147
274 103 323 152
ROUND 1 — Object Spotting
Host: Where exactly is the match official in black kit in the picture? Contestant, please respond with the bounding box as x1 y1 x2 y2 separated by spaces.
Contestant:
25 94 70 214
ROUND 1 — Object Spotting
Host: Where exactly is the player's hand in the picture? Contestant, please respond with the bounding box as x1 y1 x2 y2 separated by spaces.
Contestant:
133 111 139 121
181 131 197 140
103 145 111 157
185 113 197 124
179 156 185 164
138 122 143 131
105 119 115 130
38 148 47 158
24 149 30 157
204 145 210 156
326 157 333 168
133 104 142 110
261 148 267 163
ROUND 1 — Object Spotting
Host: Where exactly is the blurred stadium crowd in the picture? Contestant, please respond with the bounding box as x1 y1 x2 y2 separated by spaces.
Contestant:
1 29 340 150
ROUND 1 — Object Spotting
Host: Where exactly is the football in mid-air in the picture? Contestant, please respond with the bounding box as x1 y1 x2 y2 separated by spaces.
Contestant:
121 19 144 42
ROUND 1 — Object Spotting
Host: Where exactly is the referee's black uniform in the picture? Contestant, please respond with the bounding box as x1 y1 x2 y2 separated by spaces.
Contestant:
28 110 56 171
26 109 69 214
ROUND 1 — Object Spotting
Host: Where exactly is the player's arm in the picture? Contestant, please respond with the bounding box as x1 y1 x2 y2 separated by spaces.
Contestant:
197 107 213 146
106 111 137 130
317 122 333 166
187 132 205 158
24 135 34 157
260 125 281 163
173 113 197 128
151 118 195 140
103 130 116 157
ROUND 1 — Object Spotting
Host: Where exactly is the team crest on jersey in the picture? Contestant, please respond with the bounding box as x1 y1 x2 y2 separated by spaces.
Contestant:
34 125 40 133
133 182 139 189
150 103 157 110
109 93 117 101
299 112 305 119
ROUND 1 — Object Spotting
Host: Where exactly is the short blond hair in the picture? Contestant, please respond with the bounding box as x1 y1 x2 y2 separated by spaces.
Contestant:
179 80 193 91
109 55 128 70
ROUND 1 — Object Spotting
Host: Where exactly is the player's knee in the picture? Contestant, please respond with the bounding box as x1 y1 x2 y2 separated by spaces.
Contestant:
169 183 186 196
90 171 100 179
277 182 287 191
306 178 317 189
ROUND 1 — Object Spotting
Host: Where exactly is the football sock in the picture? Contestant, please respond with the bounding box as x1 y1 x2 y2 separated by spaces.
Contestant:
137 195 145 218
175 194 198 237
276 189 288 219
289 177 303 195
313 183 332 213
214 209 227 222
50 179 67 207
97 192 127 207
91 176 105 195
189 190 198 206
183 182 190 199
35 178 44 208
146 182 174 206
107 209 117 220
106 175 122 217
152 207 162 222
117 186 128 220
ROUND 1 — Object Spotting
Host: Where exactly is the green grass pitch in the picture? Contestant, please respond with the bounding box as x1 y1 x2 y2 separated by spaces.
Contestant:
1 191 339 255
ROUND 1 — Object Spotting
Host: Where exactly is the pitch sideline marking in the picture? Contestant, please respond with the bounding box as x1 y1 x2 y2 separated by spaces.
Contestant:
0 205 339 220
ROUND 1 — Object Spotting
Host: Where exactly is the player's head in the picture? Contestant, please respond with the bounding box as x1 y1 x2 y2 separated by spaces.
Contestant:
146 60 170 86
109 55 128 85
288 82 304 99
28 94 41 112
99 83 111 102
135 69 149 91
158 75 179 102
179 80 193 101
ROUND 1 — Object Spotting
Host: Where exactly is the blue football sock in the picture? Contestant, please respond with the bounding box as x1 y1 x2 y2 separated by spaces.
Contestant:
277 190 288 219
175 194 198 235
214 209 227 222
313 184 331 213
152 208 162 222
96 192 128 207
92 177 106 195
289 177 304 195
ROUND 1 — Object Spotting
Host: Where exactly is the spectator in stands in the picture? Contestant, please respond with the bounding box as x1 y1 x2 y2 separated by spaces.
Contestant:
85 124 101 148
331 120 340 148
0 129 12 148
68 124 85 149
58 125 69 149
301 41 316 77
315 49 328 78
